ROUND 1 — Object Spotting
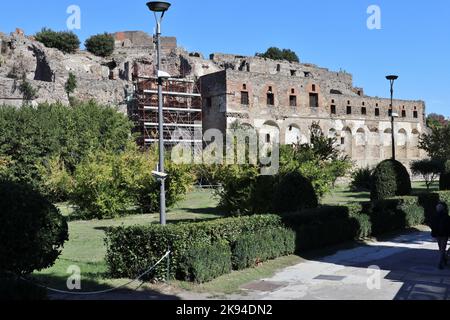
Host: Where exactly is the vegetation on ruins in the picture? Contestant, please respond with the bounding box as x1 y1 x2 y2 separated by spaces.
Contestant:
64 72 77 103
256 47 300 63
85 33 115 57
18 75 38 103
35 28 80 54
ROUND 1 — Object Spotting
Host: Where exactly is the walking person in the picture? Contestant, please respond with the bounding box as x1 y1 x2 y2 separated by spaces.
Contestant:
431 202 450 270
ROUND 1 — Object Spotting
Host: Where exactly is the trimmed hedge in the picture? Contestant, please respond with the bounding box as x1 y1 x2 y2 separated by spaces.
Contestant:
105 215 284 280
232 228 295 270
369 197 424 235
371 160 412 200
179 241 232 283
105 191 450 283
282 204 371 251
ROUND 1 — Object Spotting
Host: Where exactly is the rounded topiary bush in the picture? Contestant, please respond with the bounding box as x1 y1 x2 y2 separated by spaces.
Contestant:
370 160 412 201
273 171 318 213
85 33 115 57
0 181 69 275
440 160 450 191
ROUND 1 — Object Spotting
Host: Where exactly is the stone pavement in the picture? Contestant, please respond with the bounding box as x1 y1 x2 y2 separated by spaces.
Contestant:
238 229 450 300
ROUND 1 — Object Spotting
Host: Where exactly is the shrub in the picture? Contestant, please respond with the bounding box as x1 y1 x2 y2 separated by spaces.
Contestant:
369 196 425 235
273 171 318 213
85 33 115 57
0 101 133 194
281 204 371 251
35 28 80 54
215 165 260 216
137 162 195 214
231 228 295 270
350 167 373 191
179 241 232 283
36 155 74 202
0 181 68 275
440 160 450 191
370 160 411 201
105 215 283 280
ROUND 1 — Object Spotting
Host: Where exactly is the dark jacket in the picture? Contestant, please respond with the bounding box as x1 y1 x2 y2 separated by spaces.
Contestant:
431 210 450 238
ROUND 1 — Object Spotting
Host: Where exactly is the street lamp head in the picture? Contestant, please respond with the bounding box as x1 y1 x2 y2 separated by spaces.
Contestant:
386 75 399 81
147 1 171 12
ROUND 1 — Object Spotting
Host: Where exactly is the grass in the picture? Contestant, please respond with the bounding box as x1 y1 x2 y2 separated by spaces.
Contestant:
322 181 440 205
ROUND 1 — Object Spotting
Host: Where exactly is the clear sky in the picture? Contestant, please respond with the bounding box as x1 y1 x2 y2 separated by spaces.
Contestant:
1 0 449 116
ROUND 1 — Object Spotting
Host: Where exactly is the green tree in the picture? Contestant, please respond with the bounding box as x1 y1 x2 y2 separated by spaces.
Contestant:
85 33 115 57
64 72 77 102
35 28 80 54
419 125 450 160
279 122 352 197
410 159 442 191
0 101 132 194
256 47 300 63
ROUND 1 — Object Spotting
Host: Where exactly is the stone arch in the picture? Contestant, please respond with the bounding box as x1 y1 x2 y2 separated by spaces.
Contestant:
355 128 366 160
397 128 407 159
260 121 280 145
342 127 353 157
383 128 393 159
368 128 380 159
285 123 302 145
410 129 420 158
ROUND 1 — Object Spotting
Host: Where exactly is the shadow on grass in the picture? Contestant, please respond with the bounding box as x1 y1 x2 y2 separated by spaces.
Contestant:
28 273 181 301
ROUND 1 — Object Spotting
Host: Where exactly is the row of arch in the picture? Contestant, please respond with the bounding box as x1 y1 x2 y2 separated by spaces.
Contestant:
254 121 422 160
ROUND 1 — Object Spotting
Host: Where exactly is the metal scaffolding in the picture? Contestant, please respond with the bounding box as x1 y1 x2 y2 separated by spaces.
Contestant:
132 74 203 150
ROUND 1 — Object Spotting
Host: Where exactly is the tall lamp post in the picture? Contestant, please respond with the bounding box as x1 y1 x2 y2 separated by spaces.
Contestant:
386 75 399 161
147 1 171 225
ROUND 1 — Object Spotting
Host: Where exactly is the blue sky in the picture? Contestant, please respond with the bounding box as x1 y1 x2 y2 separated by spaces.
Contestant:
1 0 449 116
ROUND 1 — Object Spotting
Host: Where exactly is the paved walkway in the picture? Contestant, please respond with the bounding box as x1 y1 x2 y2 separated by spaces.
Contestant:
238 229 450 300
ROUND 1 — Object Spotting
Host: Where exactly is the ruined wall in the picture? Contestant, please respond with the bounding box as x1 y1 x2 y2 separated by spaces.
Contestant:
200 64 428 168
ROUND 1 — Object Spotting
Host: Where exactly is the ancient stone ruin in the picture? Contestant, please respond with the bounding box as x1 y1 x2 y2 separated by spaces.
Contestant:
0 29 427 168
